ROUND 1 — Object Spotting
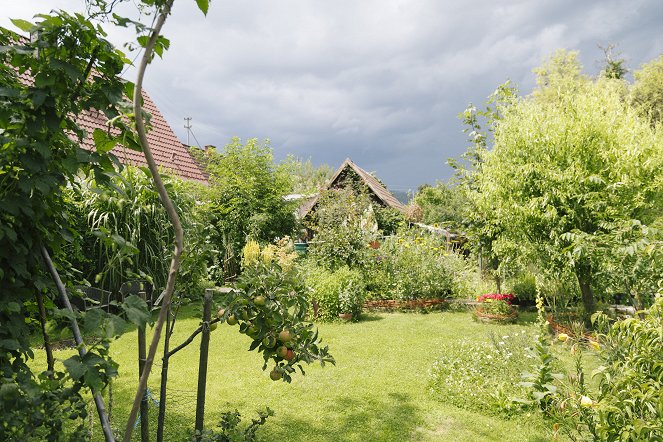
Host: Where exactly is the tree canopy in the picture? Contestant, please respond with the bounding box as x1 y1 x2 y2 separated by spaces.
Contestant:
466 51 663 316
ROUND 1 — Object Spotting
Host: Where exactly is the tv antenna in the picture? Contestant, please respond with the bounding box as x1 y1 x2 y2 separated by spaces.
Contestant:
184 117 192 146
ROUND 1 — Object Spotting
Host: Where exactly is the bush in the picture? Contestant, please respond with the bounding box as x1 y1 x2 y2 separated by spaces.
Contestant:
507 274 537 305
429 331 534 416
304 265 365 321
307 188 374 271
541 295 663 440
365 231 472 300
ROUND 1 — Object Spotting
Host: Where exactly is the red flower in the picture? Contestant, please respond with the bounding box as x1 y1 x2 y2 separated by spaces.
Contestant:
477 293 515 305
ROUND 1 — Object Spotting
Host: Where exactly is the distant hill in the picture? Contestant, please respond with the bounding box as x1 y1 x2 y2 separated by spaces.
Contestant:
391 190 412 205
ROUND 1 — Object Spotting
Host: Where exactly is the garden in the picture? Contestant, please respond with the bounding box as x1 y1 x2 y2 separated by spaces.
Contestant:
2 1 663 441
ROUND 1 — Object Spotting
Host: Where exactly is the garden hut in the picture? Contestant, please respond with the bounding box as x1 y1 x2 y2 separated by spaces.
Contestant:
298 158 405 220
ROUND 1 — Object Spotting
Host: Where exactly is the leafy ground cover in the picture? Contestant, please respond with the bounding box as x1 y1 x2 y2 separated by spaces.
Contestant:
34 309 558 441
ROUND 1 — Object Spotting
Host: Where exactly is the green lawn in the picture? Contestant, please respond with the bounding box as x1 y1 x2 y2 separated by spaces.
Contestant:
35 309 554 441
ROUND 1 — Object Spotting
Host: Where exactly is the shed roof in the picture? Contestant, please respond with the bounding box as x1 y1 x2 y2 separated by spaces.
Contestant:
298 158 405 218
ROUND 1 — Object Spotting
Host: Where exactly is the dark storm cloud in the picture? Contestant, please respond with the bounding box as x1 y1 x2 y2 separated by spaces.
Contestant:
3 0 662 190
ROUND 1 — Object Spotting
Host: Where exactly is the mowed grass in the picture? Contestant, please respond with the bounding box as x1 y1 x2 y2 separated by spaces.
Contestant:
34 308 553 441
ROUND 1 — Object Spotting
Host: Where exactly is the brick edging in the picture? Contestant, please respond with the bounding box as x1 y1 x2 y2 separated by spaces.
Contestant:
364 298 448 309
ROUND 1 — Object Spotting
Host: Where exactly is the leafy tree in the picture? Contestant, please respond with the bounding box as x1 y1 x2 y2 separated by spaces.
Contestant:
472 57 663 316
452 82 519 291
413 182 469 228
598 43 628 80
283 156 333 195
0 11 138 440
195 137 297 280
532 49 589 102
631 54 663 126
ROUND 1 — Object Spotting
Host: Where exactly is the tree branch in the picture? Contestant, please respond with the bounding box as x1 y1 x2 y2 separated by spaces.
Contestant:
167 317 220 359
122 1 181 440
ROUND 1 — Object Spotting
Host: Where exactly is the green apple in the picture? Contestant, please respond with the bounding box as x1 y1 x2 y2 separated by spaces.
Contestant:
254 295 266 307
226 315 238 326
278 330 292 343
276 346 288 359
269 369 282 381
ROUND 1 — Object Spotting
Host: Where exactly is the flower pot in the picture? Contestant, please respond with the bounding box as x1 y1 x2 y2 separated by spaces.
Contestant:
338 313 353 321
473 306 518 324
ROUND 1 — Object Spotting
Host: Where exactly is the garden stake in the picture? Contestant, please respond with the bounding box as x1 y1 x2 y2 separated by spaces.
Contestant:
40 246 114 442
35 289 54 373
195 290 213 438
138 291 149 442
156 305 175 442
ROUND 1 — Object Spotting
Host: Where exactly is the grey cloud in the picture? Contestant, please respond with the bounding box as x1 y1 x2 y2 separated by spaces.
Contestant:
2 0 662 188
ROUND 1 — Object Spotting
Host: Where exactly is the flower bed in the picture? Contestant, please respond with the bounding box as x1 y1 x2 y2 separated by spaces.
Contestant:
473 293 518 323
364 298 448 311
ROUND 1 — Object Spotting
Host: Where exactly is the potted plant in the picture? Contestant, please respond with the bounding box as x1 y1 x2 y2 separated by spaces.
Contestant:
473 293 518 324
338 281 362 321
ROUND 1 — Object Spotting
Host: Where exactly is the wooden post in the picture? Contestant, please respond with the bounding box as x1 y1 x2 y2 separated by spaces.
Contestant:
194 289 213 438
138 291 149 442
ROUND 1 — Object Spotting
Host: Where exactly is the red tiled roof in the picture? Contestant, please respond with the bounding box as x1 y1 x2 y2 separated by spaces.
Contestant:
76 90 208 183
8 34 207 183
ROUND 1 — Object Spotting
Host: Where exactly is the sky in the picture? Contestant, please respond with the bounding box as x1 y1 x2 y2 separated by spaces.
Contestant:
2 1 662 193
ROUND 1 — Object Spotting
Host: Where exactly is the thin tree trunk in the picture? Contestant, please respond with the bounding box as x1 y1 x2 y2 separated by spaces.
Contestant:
138 320 149 442
41 246 114 442
156 305 176 442
123 1 183 439
35 290 54 373
576 269 597 319
194 290 213 439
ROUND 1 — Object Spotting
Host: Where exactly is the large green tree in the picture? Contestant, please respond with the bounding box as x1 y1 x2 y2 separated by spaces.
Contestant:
196 137 297 280
0 12 135 440
631 54 663 126
413 182 469 229
471 52 663 316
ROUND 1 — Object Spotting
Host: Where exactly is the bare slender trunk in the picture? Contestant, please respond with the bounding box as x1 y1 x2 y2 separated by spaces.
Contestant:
123 1 183 440
156 305 176 442
35 290 54 373
41 246 114 442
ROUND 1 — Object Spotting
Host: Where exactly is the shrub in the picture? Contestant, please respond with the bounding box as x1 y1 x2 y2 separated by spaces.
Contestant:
507 274 537 304
365 231 470 300
307 188 374 271
429 331 534 416
542 295 663 440
304 265 365 321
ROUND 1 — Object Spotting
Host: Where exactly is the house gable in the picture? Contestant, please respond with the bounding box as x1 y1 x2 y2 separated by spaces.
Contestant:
298 158 404 219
